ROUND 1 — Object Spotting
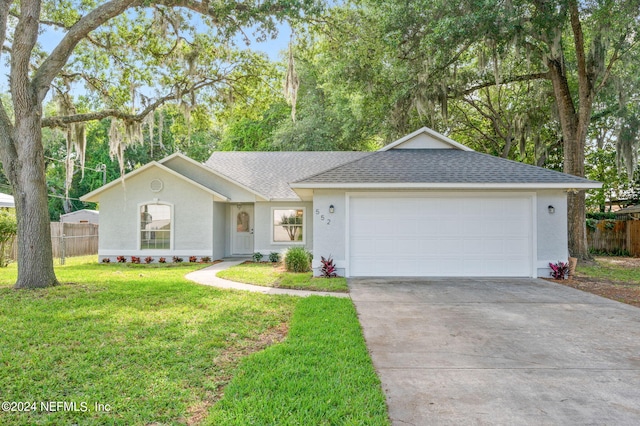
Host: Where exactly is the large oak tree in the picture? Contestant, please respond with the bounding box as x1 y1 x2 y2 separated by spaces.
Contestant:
1 0 320 288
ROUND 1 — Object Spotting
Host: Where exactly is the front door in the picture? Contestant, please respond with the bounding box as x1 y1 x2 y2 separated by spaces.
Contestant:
233 205 254 255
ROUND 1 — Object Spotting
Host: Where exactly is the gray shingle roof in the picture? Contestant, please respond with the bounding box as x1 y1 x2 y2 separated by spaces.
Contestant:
204 151 371 200
294 150 598 185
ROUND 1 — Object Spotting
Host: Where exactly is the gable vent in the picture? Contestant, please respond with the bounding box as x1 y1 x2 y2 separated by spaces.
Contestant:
150 179 163 192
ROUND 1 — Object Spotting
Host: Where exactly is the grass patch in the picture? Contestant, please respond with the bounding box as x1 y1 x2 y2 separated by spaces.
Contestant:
0 256 298 425
207 296 389 425
577 257 640 285
217 262 348 292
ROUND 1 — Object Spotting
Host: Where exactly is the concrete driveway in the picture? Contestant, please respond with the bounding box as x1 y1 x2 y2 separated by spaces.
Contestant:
350 278 640 425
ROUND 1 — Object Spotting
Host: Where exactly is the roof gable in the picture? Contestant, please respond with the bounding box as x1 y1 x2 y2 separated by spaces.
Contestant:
80 162 229 202
161 153 267 201
379 127 474 151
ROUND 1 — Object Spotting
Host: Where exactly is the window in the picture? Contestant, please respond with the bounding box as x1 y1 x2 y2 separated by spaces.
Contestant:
273 208 304 243
237 211 250 232
140 204 171 249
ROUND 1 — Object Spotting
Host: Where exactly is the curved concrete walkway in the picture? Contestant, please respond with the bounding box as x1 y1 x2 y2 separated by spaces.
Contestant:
185 259 350 298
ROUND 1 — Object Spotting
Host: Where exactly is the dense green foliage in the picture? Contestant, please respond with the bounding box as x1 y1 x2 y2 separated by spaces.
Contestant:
21 0 640 221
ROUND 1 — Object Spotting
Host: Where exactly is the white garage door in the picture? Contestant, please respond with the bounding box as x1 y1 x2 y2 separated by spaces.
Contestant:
349 194 533 277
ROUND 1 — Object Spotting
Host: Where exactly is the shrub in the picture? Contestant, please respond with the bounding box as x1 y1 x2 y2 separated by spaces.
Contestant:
158 257 167 263
252 252 264 262
144 256 154 264
189 256 198 263
269 252 280 263
130 256 141 264
172 256 183 263
200 256 211 263
101 258 111 263
285 247 311 273
320 255 338 278
549 261 569 280
117 256 126 263
0 210 16 267
586 212 617 220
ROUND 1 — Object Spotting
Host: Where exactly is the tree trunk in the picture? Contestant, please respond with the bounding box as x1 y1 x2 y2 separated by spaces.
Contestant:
9 113 58 289
546 57 591 260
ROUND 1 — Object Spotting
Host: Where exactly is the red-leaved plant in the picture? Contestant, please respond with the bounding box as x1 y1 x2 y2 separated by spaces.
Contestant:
173 256 183 263
549 261 569 280
131 256 141 264
189 256 198 263
144 256 154 264
320 255 338 278
158 257 166 263
117 256 126 263
102 258 111 263
200 256 211 263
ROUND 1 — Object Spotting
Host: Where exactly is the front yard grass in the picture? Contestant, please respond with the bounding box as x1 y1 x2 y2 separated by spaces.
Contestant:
576 256 640 285
217 262 349 292
207 296 389 425
0 256 384 424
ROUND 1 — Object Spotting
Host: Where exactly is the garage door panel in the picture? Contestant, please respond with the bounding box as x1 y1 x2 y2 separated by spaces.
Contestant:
350 237 375 255
436 239 460 255
349 195 533 277
396 239 421 255
463 238 501 255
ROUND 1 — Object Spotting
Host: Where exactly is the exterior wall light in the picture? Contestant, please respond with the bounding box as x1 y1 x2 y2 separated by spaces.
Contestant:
548 205 555 214
329 205 335 213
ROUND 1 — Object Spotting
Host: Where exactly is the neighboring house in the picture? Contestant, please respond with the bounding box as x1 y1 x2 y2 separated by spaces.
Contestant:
0 193 15 208
81 127 601 278
614 205 640 220
60 209 99 224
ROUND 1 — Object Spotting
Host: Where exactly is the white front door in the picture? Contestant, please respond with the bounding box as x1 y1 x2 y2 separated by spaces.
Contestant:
233 205 254 255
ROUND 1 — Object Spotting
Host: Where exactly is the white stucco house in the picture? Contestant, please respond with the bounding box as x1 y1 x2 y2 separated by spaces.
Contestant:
81 127 601 277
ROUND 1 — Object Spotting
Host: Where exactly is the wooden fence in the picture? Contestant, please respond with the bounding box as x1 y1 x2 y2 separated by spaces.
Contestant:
585 219 640 256
10 222 99 261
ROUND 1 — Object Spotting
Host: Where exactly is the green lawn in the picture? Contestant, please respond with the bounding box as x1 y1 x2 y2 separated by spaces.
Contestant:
207 296 389 425
0 256 385 425
217 262 349 292
577 256 640 284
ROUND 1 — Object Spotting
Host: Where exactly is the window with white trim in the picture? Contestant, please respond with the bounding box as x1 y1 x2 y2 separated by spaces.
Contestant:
140 204 171 249
273 208 304 243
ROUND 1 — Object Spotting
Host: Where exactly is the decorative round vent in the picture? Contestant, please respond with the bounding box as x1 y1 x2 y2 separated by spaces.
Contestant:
150 179 163 192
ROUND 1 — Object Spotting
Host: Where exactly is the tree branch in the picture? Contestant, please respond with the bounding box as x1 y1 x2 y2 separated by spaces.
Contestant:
33 0 141 102
0 0 11 62
460 72 549 95
12 0 41 117
41 78 222 127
